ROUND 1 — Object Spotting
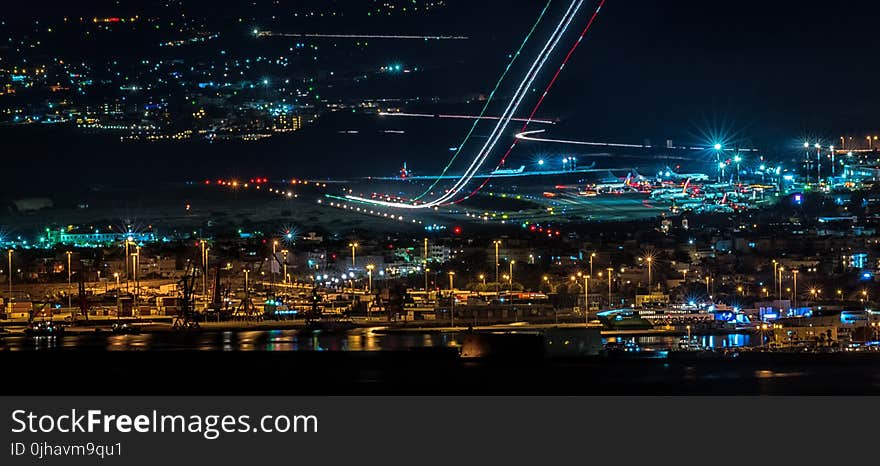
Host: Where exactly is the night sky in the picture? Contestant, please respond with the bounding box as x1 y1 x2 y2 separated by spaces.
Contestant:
2 0 879 188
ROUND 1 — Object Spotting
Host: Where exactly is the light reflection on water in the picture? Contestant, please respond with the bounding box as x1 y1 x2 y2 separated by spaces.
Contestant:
0 329 457 352
3 331 753 352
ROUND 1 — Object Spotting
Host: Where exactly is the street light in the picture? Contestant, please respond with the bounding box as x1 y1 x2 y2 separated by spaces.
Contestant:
271 240 278 291
734 154 742 183
6 249 12 313
201 239 208 295
348 242 359 269
645 256 653 290
66 251 72 309
778 267 785 302
508 260 515 289
584 275 590 324
448 271 456 328
423 238 429 291
589 252 596 276
493 240 502 287
124 237 132 292
607 267 613 307
366 264 374 293
281 250 288 284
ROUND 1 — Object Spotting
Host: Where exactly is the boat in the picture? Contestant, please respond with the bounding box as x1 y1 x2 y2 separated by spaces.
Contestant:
676 336 704 351
111 322 142 335
24 321 65 337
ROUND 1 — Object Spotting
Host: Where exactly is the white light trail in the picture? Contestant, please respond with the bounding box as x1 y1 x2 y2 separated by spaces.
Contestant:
516 129 649 148
347 0 587 209
515 129 761 152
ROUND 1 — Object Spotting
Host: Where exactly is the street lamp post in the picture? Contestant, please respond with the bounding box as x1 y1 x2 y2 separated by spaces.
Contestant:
734 154 742 183
271 240 278 292
124 238 132 293
493 240 501 289
113 273 120 296
348 242 359 269
714 144 723 182
646 257 653 290
792 270 799 310
282 250 288 284
584 275 590 325
243 269 250 310
509 261 515 289
6 249 12 314
366 264 374 293
607 267 613 307
201 239 208 295
423 238 429 291
132 247 140 309
66 251 72 309
589 252 596 277
448 271 455 328
778 267 784 302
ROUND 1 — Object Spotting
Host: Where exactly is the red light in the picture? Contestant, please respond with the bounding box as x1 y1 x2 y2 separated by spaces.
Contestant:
453 226 462 235
204 180 211 185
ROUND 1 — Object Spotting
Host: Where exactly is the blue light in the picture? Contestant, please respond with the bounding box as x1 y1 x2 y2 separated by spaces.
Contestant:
714 143 722 151
538 159 544 166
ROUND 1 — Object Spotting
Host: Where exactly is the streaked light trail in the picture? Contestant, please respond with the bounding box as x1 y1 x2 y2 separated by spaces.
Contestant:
456 0 608 204
346 0 593 209
410 0 552 202
515 129 761 152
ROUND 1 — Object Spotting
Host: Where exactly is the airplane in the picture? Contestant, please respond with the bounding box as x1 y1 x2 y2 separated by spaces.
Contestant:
491 165 526 175
659 166 710 182
593 173 636 193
